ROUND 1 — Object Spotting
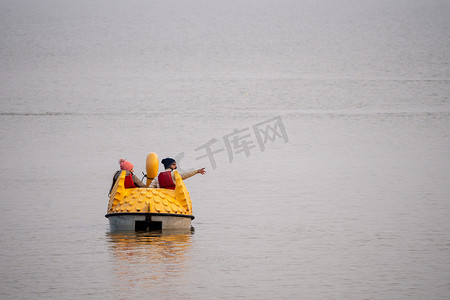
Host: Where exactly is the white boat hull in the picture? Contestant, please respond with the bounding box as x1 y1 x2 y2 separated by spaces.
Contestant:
106 213 193 231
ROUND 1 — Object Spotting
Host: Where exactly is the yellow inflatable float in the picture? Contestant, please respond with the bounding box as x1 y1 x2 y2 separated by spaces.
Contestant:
106 153 194 231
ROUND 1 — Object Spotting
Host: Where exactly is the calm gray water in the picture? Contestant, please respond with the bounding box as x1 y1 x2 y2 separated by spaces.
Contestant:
1 0 450 299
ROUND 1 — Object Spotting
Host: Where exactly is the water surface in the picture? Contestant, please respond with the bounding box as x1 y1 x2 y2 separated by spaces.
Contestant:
1 0 450 299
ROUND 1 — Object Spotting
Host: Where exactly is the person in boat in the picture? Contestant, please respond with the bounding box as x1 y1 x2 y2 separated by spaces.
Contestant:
109 159 146 195
149 157 206 189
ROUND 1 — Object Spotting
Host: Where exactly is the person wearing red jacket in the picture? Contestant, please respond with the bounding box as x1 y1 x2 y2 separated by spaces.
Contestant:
109 159 146 195
149 157 206 189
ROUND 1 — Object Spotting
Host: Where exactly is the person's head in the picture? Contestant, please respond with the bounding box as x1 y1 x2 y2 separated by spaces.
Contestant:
162 158 177 170
119 158 134 172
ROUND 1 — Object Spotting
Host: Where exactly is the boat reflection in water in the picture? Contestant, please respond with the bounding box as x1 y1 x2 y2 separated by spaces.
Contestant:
106 229 194 298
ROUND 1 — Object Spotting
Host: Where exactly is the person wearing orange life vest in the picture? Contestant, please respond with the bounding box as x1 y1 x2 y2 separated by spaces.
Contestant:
149 157 206 189
109 159 146 195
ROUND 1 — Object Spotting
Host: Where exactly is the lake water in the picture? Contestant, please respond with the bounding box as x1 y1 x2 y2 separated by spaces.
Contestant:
1 0 450 299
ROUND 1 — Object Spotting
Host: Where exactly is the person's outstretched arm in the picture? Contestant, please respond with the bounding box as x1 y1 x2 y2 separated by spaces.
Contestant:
176 168 206 180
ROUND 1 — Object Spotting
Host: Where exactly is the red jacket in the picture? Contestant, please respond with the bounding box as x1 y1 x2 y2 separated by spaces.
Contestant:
124 174 136 188
158 171 175 190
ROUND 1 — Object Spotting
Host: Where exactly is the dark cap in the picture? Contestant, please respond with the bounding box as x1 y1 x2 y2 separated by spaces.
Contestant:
161 158 176 169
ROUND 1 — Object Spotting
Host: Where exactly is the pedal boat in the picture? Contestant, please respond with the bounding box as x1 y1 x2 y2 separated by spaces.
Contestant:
105 169 194 231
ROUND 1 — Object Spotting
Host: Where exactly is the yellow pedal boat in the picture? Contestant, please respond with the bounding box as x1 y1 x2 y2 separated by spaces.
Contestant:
105 153 194 231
